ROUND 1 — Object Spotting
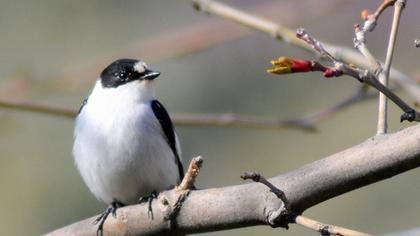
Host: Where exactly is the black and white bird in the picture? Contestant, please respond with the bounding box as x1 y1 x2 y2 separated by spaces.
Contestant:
73 58 184 233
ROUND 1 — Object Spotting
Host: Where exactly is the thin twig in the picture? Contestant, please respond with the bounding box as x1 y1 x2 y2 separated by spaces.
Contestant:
354 23 381 71
294 215 372 236
177 156 203 191
58 0 338 90
170 112 316 130
377 0 406 134
372 0 397 19
354 1 397 72
294 28 420 123
0 98 315 130
0 86 387 131
0 94 382 131
0 99 76 118
166 156 204 221
241 171 287 205
192 0 307 53
297 84 377 126
356 0 405 133
1 1 414 130
359 0 397 33
192 0 420 103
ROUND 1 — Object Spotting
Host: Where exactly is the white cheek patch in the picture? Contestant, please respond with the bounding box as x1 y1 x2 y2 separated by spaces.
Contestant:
134 61 147 74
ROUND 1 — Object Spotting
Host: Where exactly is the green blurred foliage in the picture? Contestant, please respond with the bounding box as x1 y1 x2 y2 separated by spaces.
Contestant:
0 0 419 235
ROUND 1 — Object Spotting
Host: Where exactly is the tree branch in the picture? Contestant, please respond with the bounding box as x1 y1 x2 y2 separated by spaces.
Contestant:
355 0 403 134
241 172 371 235
296 84 377 126
46 124 420 235
0 91 384 131
377 0 406 134
0 98 314 130
294 215 371 236
55 0 338 90
0 83 392 131
268 29 420 123
192 0 420 103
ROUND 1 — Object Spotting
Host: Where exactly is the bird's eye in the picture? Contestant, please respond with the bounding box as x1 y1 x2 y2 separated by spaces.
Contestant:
134 62 146 74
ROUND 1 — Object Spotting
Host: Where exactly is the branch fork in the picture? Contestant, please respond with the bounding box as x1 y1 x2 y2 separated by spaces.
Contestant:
240 171 372 236
354 0 406 133
268 28 420 123
241 171 290 228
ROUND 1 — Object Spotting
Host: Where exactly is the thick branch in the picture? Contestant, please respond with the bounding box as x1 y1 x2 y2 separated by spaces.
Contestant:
241 172 371 235
47 124 420 235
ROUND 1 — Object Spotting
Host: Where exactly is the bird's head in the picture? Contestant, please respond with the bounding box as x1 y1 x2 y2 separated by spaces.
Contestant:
100 59 160 88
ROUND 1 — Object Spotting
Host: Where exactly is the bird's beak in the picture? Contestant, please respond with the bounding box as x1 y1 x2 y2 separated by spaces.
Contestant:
142 69 160 80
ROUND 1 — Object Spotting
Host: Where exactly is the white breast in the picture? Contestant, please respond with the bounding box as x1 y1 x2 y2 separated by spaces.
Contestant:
73 80 180 204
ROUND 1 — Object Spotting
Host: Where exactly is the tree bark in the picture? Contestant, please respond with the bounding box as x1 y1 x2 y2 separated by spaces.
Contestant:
46 124 420 236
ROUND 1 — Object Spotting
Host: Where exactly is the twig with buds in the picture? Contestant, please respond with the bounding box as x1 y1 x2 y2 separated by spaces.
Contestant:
353 0 396 71
353 0 406 134
268 28 420 123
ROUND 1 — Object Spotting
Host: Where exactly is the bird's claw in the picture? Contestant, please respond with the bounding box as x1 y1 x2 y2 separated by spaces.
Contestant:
139 191 158 219
93 201 124 236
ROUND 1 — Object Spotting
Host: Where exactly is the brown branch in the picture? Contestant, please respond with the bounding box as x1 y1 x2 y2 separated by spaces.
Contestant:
359 0 397 36
46 124 420 235
367 0 397 22
0 98 314 130
0 87 385 131
0 98 76 118
294 215 371 236
177 156 203 191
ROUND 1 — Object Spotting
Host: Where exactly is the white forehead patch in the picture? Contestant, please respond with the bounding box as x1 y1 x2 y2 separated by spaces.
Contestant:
134 61 148 74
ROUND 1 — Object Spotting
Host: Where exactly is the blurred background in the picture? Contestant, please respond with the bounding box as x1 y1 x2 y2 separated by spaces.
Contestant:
0 0 419 235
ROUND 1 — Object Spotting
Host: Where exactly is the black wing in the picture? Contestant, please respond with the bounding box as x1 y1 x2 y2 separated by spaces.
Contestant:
78 98 88 115
150 100 184 180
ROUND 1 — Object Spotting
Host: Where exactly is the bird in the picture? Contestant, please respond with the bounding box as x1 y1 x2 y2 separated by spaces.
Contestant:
73 58 184 234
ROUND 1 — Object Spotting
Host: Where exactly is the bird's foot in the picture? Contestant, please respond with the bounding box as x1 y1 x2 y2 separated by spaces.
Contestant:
93 201 124 236
138 191 158 219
